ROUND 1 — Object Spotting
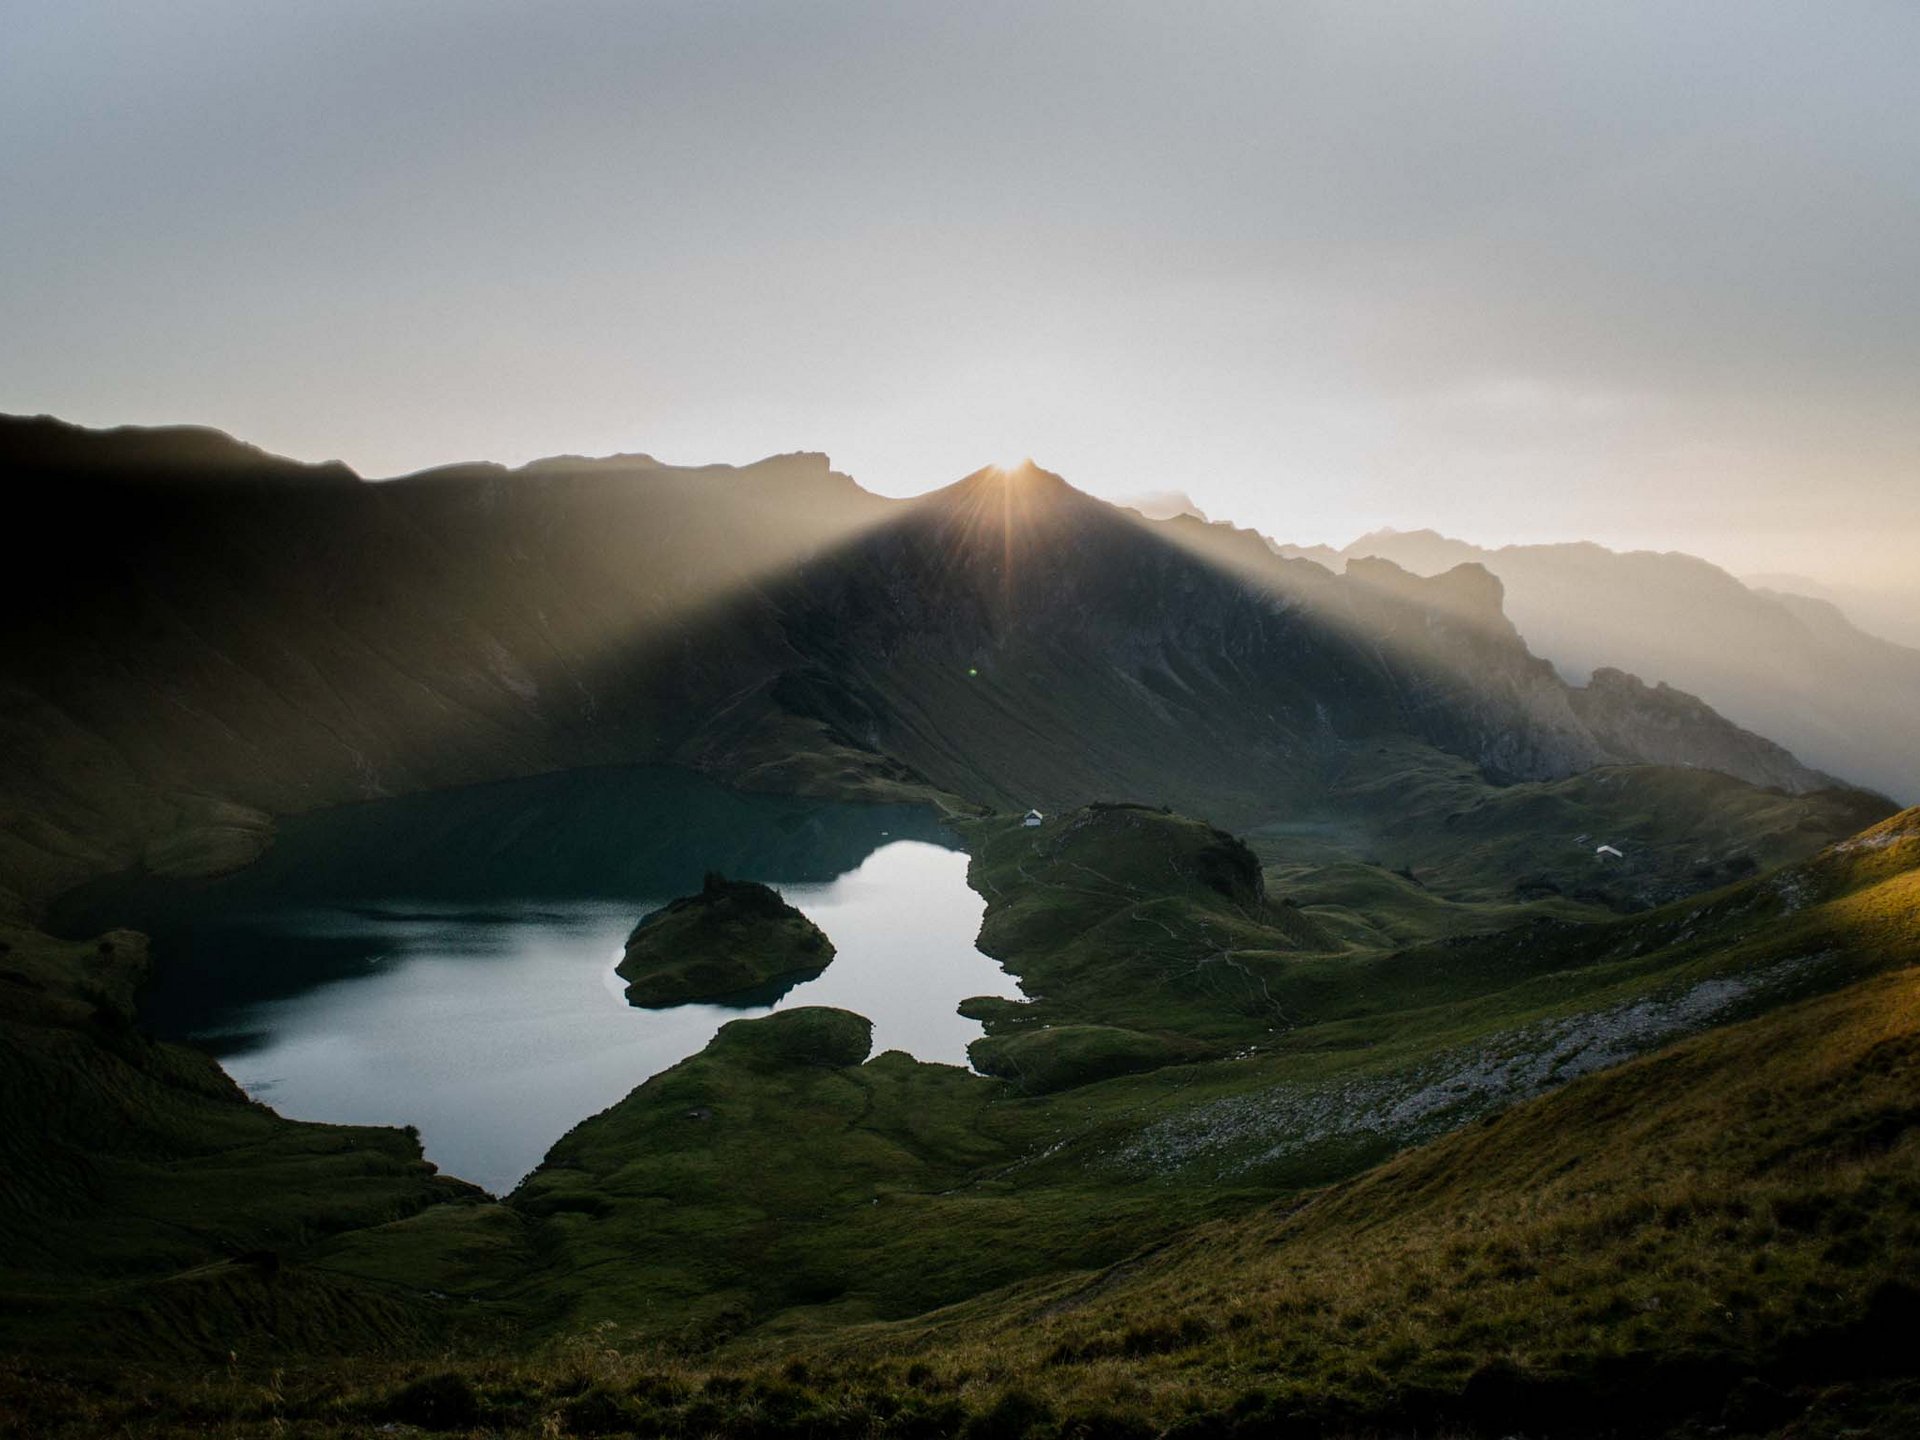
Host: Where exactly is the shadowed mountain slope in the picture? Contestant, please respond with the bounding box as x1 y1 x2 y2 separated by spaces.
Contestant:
0 416 898 909
0 918 489 1360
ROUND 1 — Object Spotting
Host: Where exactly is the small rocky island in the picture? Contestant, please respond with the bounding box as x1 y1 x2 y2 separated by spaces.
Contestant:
617 873 835 1008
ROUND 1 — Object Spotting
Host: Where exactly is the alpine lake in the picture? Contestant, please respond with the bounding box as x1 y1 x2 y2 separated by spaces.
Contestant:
53 767 1022 1195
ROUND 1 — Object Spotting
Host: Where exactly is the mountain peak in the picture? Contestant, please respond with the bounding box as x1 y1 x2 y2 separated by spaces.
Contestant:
958 458 1066 489
923 459 1088 517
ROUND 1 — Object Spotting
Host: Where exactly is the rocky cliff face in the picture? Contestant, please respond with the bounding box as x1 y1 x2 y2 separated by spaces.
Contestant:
1109 501 1837 794
1568 667 1832 794
1277 526 1917 802
1334 559 1841 792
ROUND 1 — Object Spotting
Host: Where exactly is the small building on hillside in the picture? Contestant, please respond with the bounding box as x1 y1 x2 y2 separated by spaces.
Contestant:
1023 809 1044 828
1595 844 1624 859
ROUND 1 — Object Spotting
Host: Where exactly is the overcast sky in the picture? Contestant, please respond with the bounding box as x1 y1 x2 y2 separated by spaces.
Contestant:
4 2 1916 589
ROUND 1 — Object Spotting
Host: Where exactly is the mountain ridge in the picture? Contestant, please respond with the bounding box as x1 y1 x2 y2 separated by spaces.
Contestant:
1263 523 1919 802
0 417 1864 919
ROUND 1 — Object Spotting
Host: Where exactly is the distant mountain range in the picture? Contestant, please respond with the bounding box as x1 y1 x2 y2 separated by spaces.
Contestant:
1743 570 1920 651
1 415 1874 915
1263 527 1918 804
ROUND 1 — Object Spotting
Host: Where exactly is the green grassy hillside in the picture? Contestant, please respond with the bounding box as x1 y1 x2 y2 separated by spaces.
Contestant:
776 819 1920 1437
11 799 1913 1368
289 807 1920 1351
618 875 836 1006
0 921 488 1361
5 806 1914 1437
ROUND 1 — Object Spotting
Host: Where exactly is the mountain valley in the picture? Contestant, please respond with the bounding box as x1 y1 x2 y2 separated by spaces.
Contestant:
2 416 1916 1439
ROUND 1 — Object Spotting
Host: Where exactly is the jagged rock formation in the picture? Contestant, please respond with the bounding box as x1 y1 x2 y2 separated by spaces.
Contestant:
1566 667 1824 794
1271 526 1918 803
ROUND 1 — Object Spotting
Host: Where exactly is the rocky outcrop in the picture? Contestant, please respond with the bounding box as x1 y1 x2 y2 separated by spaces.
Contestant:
617 873 834 1007
1570 668 1836 794
1280 526 1919 803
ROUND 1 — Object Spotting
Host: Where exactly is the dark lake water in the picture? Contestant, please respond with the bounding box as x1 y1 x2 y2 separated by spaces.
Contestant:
54 768 1022 1195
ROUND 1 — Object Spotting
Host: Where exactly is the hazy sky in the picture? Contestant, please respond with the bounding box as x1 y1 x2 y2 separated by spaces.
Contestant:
5 3 1916 588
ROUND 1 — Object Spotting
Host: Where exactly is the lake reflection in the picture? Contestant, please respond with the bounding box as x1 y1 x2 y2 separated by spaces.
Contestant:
53 769 1021 1195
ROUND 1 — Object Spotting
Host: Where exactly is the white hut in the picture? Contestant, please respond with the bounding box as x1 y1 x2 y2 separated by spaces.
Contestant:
1022 809 1044 828
1595 844 1624 859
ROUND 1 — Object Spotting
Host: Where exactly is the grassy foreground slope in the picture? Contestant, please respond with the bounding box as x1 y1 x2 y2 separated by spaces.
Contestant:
825 807 1920 1425
334 801 1920 1329
483 795 1920 1351
2 780 1887 1370
0 921 489 1361
5 806 1915 1436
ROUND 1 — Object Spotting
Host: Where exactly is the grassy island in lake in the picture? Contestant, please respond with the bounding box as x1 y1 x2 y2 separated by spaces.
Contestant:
617 873 835 1007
